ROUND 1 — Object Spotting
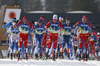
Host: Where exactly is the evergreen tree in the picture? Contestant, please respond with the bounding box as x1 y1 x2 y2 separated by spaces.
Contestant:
28 0 40 11
46 0 70 13
71 0 99 12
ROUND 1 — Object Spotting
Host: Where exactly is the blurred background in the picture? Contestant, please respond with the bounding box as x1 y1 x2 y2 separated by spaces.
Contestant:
0 0 100 13
0 0 100 58
0 0 100 31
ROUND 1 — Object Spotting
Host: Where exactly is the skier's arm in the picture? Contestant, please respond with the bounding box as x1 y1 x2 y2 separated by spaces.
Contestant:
28 22 32 27
16 21 22 27
29 28 34 35
93 31 99 37
45 21 51 30
46 21 51 27
59 22 63 28
71 25 74 34
74 21 81 27
88 21 95 29
88 26 93 37
74 26 79 34
2 22 12 28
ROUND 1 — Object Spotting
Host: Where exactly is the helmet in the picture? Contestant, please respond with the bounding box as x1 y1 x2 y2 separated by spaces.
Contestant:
82 15 87 19
40 17 45 20
97 32 100 35
23 16 27 21
35 22 38 25
12 18 16 22
53 14 58 19
59 16 63 20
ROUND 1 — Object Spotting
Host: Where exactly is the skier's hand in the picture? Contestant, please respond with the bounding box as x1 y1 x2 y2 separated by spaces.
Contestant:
3 22 6 25
45 26 47 30
60 34 61 36
32 21 34 24
60 28 63 31
98 44 100 48
13 25 17 28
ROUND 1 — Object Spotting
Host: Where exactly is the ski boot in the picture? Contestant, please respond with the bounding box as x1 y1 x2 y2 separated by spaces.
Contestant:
39 53 42 59
17 52 20 61
7 53 9 58
79 54 81 61
67 53 70 59
61 52 64 59
45 53 49 60
26 53 28 61
11 53 13 60
56 53 58 59
30 53 33 59
35 54 38 60
85 54 88 61
53 54 56 61
83 54 86 61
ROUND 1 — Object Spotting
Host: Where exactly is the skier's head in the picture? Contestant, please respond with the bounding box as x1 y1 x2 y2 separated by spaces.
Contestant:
97 32 100 36
40 15 45 23
59 16 63 23
35 22 38 25
66 17 70 24
53 14 58 23
82 15 87 23
12 17 16 25
23 16 27 24
38 19 43 26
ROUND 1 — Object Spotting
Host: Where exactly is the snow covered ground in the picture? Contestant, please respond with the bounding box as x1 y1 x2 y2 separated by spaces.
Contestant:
0 59 100 66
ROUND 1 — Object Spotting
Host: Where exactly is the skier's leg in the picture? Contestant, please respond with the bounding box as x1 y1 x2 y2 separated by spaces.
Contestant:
84 36 89 61
90 41 97 58
79 36 83 61
39 37 43 59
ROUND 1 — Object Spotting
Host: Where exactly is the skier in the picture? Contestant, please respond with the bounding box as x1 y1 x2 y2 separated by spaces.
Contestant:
9 19 20 60
29 22 38 59
6 27 12 58
75 15 93 61
62 17 73 59
28 34 33 59
56 16 64 59
89 31 99 59
45 14 63 61
2 18 17 58
16 16 32 61
40 15 47 59
34 19 45 60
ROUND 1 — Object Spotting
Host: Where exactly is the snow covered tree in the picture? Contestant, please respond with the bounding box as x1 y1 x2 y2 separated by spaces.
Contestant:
71 0 99 12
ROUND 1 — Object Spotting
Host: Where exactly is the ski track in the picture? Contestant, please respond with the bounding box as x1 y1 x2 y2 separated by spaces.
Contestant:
0 59 100 66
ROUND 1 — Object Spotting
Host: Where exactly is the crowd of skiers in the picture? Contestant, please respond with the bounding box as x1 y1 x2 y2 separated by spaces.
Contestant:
2 14 100 61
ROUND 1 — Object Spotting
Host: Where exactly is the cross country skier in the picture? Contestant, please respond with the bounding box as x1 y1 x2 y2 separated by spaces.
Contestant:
56 16 64 59
2 18 17 58
29 22 38 59
74 15 93 61
40 15 48 59
34 19 45 60
16 16 32 61
28 34 33 59
9 19 20 60
62 17 73 59
45 14 63 61
89 31 99 59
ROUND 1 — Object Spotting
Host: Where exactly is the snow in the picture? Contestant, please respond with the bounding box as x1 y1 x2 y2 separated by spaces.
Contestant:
27 11 53 13
66 11 92 13
0 59 100 66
